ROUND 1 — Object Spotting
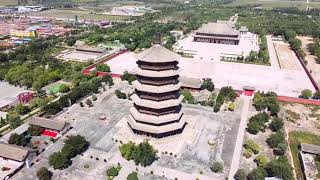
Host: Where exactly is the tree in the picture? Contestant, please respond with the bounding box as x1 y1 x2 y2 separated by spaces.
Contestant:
127 171 138 180
289 38 302 50
101 75 114 86
36 167 52 180
8 133 26 146
106 167 119 177
132 141 157 167
246 51 258 62
234 169 246 180
246 112 270 134
7 114 22 129
121 71 136 85
265 156 294 180
210 161 223 173
300 89 312 99
27 125 44 136
312 90 320 99
63 135 89 156
247 168 267 180
66 38 76 46
96 64 110 72
284 30 296 41
48 152 71 170
269 117 284 132
201 78 215 91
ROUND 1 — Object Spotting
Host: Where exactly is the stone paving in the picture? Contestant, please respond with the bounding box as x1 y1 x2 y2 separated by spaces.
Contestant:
12 81 242 180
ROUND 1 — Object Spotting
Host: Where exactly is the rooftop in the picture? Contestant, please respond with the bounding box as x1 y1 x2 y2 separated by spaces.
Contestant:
28 117 66 131
300 143 320 155
196 22 239 36
136 44 181 63
0 143 29 162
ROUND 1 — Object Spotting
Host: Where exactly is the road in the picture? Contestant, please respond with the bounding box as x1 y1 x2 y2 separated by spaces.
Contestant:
228 95 250 179
266 35 281 69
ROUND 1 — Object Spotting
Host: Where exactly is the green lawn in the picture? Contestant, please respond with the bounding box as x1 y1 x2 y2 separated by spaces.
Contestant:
227 0 320 10
288 131 320 179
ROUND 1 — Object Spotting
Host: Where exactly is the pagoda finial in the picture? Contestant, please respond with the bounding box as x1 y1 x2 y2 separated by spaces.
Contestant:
155 32 161 44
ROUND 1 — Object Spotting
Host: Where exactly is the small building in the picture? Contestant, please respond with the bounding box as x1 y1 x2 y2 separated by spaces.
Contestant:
299 143 320 180
0 143 30 179
179 77 202 91
28 117 69 138
193 21 240 45
75 46 106 54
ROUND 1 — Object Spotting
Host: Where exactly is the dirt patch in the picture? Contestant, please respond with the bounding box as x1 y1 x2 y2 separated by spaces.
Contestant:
273 41 301 70
297 36 320 87
280 102 320 134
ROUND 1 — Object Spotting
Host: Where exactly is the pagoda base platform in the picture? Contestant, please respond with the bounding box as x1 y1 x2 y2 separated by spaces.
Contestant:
113 114 199 157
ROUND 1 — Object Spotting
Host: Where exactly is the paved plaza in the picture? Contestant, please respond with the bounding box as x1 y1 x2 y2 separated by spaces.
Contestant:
0 81 26 109
13 82 242 180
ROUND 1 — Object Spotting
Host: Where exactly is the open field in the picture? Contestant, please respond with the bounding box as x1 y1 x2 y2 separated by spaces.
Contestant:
26 9 129 21
0 0 17 6
228 0 320 9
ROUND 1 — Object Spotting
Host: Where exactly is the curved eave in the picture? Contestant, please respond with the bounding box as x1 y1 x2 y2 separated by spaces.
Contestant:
131 94 183 109
132 81 182 93
130 107 183 125
127 115 186 134
135 68 181 78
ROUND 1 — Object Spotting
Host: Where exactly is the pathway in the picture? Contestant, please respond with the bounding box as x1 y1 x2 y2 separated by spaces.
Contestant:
228 95 250 179
266 35 281 69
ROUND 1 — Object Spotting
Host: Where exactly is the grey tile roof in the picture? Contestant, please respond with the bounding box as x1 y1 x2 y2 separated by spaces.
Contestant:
196 22 239 36
0 142 29 162
136 44 181 63
300 143 320 155
29 117 66 131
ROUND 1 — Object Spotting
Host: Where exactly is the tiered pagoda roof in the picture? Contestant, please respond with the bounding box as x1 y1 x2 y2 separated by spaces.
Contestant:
128 44 186 138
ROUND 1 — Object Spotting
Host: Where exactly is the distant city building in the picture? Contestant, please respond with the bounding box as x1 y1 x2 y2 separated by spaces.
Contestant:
127 44 186 138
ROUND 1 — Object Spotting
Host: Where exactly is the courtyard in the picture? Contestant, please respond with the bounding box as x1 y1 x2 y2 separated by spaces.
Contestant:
13 81 242 180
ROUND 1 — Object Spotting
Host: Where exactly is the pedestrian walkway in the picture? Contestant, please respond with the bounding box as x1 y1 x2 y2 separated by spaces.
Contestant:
228 95 250 179
266 35 281 69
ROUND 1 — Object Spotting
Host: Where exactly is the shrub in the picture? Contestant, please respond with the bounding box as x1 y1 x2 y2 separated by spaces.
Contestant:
115 90 127 99
101 75 114 86
234 169 246 180
274 143 287 156
180 89 195 104
127 171 138 180
92 95 97 101
253 91 279 115
266 130 286 149
27 125 44 136
15 103 29 115
228 102 236 111
85 99 93 107
269 117 284 132
254 154 269 167
243 148 253 158
8 133 27 146
36 167 52 180
244 139 260 154
79 102 84 107
120 141 157 167
300 89 312 99
106 167 119 177
246 112 269 134
121 71 136 85
59 84 70 93
210 161 223 173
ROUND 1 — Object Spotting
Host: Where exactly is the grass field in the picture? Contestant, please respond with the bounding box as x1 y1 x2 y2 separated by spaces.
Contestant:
26 8 129 21
288 131 320 179
228 0 320 9
0 0 17 6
